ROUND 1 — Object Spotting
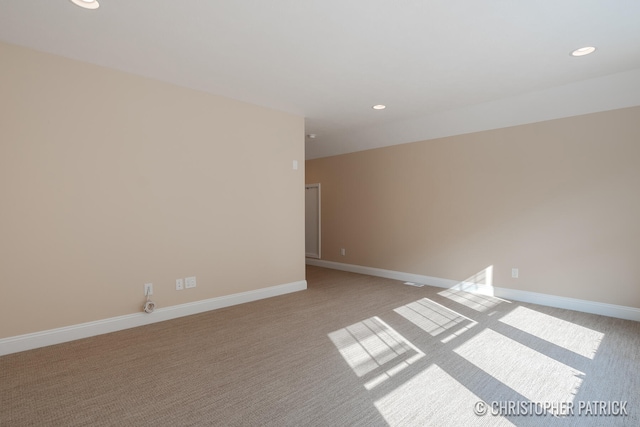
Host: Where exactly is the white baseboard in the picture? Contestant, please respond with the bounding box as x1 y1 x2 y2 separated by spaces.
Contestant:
0 280 307 356
306 259 640 322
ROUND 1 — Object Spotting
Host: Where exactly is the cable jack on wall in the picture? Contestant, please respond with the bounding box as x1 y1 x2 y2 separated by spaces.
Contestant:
143 284 156 314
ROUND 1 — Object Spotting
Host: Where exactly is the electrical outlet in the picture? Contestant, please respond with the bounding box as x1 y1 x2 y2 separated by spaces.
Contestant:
185 276 197 289
176 278 184 291
144 283 153 296
340 248 346 256
512 268 519 278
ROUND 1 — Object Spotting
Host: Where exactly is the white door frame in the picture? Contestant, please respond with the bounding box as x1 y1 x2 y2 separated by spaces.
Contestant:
305 183 321 259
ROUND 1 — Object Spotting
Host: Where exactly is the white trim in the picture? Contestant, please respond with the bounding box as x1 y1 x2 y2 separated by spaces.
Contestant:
306 259 640 322
0 280 307 356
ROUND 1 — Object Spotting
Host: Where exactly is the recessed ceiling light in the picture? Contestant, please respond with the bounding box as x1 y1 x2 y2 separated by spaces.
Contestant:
372 104 386 110
70 0 100 10
571 46 596 57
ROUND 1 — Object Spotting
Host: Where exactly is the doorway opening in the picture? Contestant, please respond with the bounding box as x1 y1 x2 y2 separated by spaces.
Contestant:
305 183 321 258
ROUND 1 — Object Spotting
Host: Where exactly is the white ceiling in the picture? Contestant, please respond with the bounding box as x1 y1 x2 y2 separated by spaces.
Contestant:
1 1 640 159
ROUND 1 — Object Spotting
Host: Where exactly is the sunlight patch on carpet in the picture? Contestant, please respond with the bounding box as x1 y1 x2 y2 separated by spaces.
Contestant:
439 288 509 312
498 306 603 359
394 298 478 341
454 329 583 407
374 364 515 426
328 316 424 390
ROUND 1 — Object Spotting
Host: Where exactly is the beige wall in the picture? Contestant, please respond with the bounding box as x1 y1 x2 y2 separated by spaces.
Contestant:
307 107 640 308
0 42 305 338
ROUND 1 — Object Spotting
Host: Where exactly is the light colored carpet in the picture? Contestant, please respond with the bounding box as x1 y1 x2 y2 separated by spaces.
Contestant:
1 265 639 426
